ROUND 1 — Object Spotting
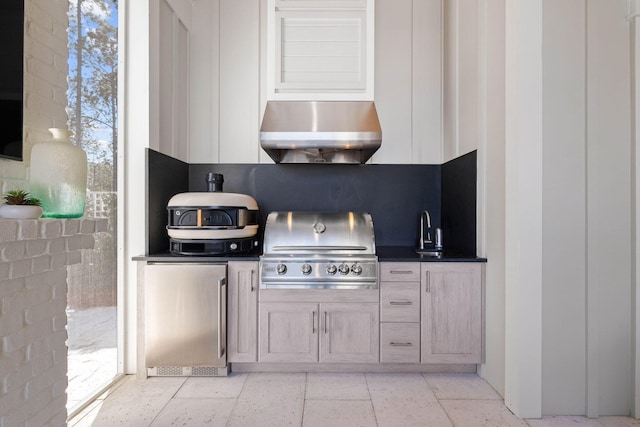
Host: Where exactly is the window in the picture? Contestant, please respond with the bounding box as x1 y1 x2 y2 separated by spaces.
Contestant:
66 0 119 416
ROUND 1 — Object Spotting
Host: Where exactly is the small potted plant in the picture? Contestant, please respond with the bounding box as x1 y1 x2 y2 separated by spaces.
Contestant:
0 190 43 219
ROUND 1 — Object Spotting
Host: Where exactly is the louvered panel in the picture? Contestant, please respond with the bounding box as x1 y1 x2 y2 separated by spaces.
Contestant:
267 0 373 99
282 56 360 73
276 0 366 9
282 20 361 41
283 41 359 56
276 11 366 91
281 72 361 84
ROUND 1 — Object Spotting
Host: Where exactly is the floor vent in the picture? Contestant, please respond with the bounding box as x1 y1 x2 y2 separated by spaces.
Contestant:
192 366 220 376
147 366 229 377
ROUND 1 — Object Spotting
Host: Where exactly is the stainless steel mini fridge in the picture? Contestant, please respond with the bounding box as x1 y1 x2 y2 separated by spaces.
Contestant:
144 263 227 376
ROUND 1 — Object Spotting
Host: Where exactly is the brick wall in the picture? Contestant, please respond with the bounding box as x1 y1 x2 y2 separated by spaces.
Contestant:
0 2 111 425
0 218 107 427
0 0 69 194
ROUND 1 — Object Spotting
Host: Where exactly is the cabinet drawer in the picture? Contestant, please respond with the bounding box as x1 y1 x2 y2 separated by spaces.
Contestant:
380 323 420 363
380 263 420 281
380 282 420 322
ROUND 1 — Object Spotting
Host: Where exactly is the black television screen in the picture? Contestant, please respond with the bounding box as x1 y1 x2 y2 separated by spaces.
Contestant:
0 0 24 161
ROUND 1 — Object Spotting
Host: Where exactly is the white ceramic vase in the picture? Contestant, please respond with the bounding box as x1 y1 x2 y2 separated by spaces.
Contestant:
0 205 43 219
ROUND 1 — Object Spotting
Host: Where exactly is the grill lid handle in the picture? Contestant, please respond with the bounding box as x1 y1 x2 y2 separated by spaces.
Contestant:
271 246 368 251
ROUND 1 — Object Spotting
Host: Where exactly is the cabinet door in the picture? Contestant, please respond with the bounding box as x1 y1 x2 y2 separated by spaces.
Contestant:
319 303 379 363
259 302 318 362
421 263 482 364
227 261 259 363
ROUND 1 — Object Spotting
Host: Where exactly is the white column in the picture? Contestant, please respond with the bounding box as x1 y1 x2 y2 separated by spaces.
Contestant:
503 0 543 418
585 0 632 417
476 0 506 398
121 0 153 373
540 0 587 416
632 0 640 418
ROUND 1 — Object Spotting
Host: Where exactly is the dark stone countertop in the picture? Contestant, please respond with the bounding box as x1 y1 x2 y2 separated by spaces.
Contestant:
133 252 260 262
134 247 486 263
376 246 487 263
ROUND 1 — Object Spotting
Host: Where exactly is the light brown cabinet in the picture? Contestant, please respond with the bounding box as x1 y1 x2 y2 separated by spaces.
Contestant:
379 263 421 363
421 263 482 364
259 301 379 363
258 302 318 363
379 262 483 365
319 303 379 363
227 261 259 363
243 261 482 368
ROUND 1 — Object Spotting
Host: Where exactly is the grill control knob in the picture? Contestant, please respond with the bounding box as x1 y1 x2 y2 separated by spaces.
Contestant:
338 263 350 275
326 264 337 275
351 264 363 275
302 264 312 275
313 222 326 234
276 264 287 275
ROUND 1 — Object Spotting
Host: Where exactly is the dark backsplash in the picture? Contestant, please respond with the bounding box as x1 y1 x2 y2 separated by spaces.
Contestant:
189 163 441 248
147 149 476 255
147 150 189 254
441 150 477 255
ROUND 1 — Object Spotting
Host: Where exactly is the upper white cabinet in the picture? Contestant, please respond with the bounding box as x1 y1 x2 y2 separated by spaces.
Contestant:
267 0 374 100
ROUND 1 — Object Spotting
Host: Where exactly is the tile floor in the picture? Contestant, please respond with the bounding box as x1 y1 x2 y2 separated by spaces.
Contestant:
68 372 640 427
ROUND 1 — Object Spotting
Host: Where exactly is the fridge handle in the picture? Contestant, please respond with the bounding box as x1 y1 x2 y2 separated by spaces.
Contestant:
218 276 227 360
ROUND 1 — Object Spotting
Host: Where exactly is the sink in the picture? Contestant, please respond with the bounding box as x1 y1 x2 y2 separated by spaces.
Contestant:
415 249 443 257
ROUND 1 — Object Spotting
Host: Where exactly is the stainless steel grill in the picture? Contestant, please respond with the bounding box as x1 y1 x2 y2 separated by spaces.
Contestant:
259 212 378 290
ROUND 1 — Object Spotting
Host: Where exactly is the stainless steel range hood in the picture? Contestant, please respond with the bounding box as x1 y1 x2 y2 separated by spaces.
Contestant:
259 101 382 164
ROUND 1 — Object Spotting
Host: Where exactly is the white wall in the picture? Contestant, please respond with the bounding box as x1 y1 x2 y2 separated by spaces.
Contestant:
187 0 444 165
189 1 218 162
539 0 632 417
372 0 442 164
443 0 481 162
156 0 191 162
219 0 263 163
471 0 635 418
150 0 192 162
482 0 634 418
